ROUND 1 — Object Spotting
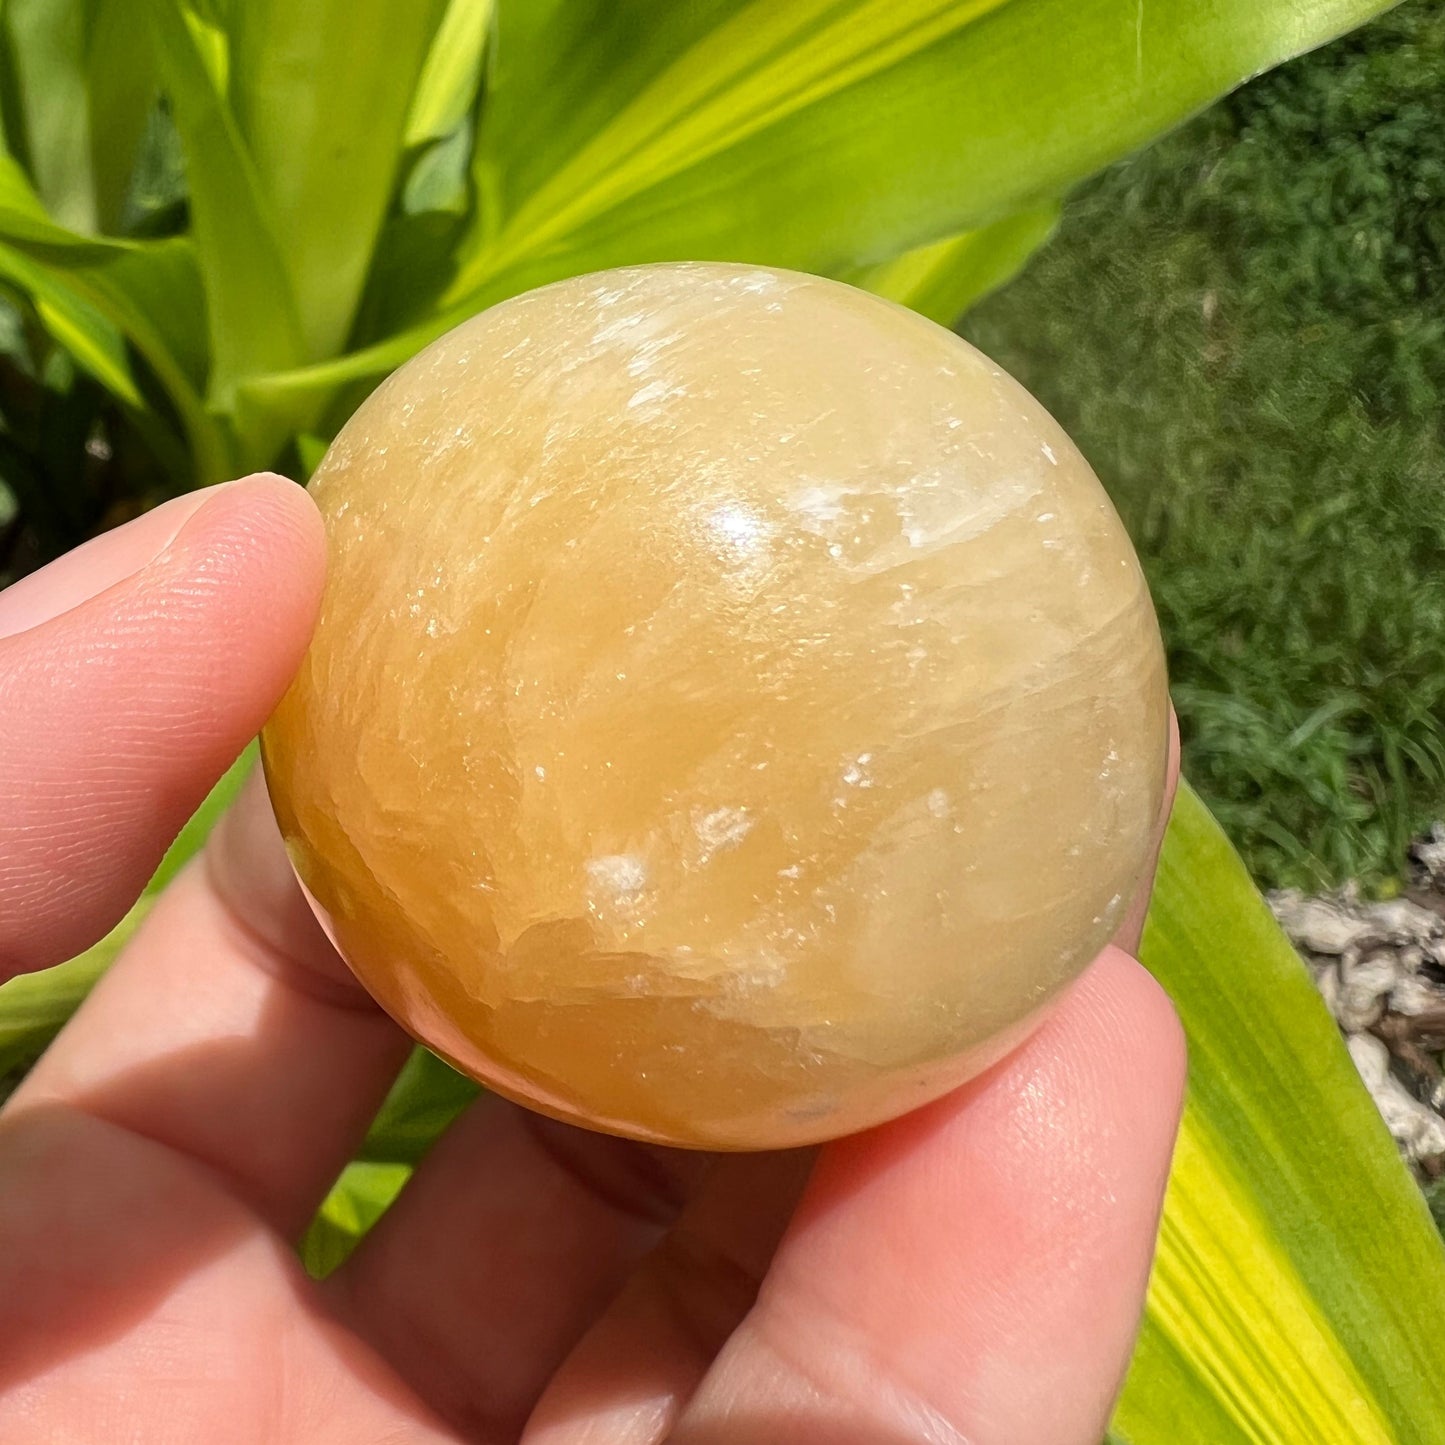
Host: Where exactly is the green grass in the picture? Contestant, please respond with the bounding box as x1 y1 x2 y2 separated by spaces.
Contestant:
963 0 1445 892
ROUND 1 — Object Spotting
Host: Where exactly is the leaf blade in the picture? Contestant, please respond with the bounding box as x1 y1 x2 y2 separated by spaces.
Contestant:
405 0 495 147
238 0 1397 435
141 0 305 425
1114 784 1445 1443
0 0 97 232
845 203 1062 326
85 0 163 235
456 0 1397 296
227 0 450 361
0 239 142 403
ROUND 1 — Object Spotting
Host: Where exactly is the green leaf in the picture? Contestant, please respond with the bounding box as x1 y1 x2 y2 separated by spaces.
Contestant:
456 0 1395 297
401 122 474 218
0 746 255 1086
239 0 1396 438
89 236 210 391
359 1047 481 1166
405 0 495 147
0 225 226 482
86 0 163 234
0 147 115 253
300 1160 411 1279
298 1044 478 1277
1112 784 1445 1443
227 0 450 362
0 0 157 236
295 431 328 478
0 238 141 403
142 0 304 420
844 203 1061 327
0 147 225 477
0 927 130 1085
0 0 98 232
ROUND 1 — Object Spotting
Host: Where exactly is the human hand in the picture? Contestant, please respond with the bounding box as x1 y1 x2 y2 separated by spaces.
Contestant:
0 475 1185 1444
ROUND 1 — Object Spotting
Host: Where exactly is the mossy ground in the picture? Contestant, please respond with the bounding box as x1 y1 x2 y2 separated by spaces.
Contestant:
964 1 1445 891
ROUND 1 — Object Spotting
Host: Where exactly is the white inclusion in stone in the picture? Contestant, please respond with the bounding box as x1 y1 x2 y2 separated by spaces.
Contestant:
586 854 648 898
626 331 684 377
893 468 1041 555
841 753 874 789
694 806 754 864
784 482 859 534
925 788 951 818
627 378 677 409
1041 442 1059 465
731 269 780 293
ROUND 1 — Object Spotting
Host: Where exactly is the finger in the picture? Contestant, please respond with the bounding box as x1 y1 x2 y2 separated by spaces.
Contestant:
8 770 414 1240
521 1151 813 1445
0 475 322 976
329 1099 718 1443
1114 705 1182 956
670 948 1185 1445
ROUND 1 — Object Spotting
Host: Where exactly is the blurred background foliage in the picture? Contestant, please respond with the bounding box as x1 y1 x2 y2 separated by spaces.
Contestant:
966 0 1445 891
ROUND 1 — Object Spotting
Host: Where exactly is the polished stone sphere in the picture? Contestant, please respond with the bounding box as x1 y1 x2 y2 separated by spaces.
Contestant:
261 263 1169 1150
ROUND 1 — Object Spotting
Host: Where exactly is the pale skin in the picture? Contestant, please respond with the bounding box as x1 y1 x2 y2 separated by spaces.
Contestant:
0 474 1185 1443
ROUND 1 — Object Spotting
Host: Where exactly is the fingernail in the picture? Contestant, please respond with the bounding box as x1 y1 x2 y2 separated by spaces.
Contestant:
0 481 238 642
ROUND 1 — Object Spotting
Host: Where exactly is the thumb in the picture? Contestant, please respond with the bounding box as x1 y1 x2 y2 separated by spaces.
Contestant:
0 474 325 978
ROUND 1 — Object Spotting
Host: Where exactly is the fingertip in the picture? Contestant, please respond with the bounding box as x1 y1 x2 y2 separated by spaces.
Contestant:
163 474 327 627
191 473 326 576
1070 945 1187 1108
136 475 326 727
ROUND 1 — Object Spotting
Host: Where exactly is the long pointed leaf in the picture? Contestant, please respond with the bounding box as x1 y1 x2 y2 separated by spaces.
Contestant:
454 0 1395 296
227 0 449 361
0 0 157 236
236 0 1396 442
405 0 495 147
0 240 140 403
1110 785 1445 1442
0 148 116 253
846 203 1062 326
142 0 304 425
85 0 162 234
0 0 97 231
0 147 226 479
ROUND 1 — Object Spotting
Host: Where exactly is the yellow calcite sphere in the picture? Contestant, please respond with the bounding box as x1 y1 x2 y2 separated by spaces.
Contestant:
262 263 1168 1150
